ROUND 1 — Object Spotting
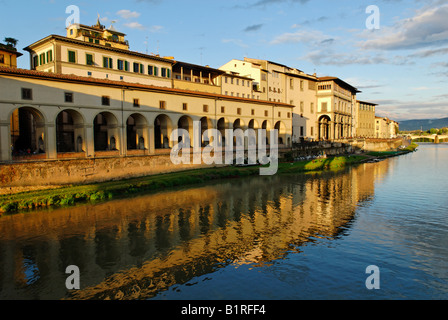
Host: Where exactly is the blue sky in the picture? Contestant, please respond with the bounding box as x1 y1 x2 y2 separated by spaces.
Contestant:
1 0 448 121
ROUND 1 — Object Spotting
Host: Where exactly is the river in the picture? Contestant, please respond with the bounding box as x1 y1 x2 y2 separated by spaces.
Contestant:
0 143 447 300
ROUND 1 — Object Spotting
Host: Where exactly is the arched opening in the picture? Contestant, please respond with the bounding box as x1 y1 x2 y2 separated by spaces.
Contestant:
56 109 85 153
318 115 331 140
10 107 46 156
154 114 172 149
217 117 227 147
233 119 244 147
200 117 213 147
127 113 148 150
177 115 193 147
274 121 286 146
248 119 259 148
262 120 271 145
93 112 119 151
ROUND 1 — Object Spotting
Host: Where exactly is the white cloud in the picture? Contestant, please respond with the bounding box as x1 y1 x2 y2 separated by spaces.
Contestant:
124 22 145 30
360 4 448 50
117 10 141 20
270 29 333 46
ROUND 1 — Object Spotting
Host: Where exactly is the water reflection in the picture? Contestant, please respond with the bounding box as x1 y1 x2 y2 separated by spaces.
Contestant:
0 159 392 300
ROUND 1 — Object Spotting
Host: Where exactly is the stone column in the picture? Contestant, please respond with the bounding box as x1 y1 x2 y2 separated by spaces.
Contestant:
0 120 11 161
85 124 95 157
45 122 57 159
148 125 155 155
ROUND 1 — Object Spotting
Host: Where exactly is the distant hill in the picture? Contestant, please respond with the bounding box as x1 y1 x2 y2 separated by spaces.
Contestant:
399 117 448 131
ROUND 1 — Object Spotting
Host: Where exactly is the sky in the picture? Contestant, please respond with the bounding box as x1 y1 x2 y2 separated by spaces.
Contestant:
1 0 448 121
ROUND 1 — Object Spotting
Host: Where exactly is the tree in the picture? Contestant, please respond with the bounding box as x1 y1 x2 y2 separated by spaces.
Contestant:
3 37 18 48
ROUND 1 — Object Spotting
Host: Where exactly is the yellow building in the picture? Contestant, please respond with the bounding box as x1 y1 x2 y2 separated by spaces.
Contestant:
375 116 389 138
24 22 175 88
357 100 376 138
317 77 360 140
219 58 318 142
0 43 22 68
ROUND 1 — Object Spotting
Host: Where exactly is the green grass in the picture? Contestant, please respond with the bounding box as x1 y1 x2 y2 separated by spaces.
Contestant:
0 154 379 215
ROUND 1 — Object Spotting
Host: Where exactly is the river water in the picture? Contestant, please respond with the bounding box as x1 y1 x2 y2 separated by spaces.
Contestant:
0 143 447 300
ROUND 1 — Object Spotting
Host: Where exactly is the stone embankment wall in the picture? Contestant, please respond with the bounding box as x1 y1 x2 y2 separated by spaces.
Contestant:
0 153 214 195
0 138 405 195
290 138 404 158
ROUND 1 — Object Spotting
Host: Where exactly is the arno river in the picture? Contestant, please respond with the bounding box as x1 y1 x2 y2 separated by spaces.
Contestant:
0 143 447 300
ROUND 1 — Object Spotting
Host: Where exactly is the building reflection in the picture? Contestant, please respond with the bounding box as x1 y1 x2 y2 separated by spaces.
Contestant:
0 160 392 300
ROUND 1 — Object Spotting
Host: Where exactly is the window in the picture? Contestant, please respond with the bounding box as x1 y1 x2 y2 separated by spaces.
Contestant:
21 88 33 100
67 50 75 63
159 101 166 109
300 80 304 91
221 106 225 113
46 50 53 63
140 64 144 74
251 109 255 115
0 54 4 64
310 127 314 136
86 54 94 66
65 92 73 103
203 105 209 112
287 112 291 118
133 99 140 107
102 96 110 106
103 57 113 69
300 126 304 136
154 66 158 76
310 103 314 113
133 62 139 73
321 102 328 112
148 65 153 75
33 55 38 68
124 61 129 72
300 101 304 113
278 112 281 117
183 103 188 111
290 79 294 89
117 59 124 70
161 68 167 77
261 73 267 81
265 110 268 117
39 53 45 66
237 108 242 115
87 71 92 76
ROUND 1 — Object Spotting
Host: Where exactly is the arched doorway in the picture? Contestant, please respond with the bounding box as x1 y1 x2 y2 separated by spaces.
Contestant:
233 119 244 147
274 121 286 146
248 119 259 148
93 112 120 151
177 115 193 147
56 109 85 153
262 120 271 145
217 117 227 147
200 117 213 147
154 114 172 149
127 113 148 150
318 115 331 140
10 107 46 156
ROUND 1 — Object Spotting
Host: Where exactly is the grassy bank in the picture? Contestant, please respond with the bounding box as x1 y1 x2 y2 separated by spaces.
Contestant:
366 142 418 158
0 155 370 215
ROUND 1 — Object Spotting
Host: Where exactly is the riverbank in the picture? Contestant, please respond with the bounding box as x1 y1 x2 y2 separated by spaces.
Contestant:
0 143 418 215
